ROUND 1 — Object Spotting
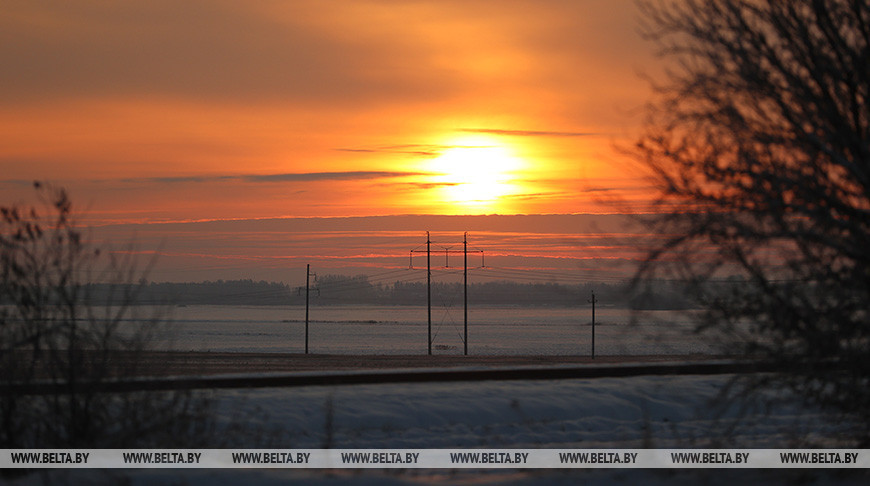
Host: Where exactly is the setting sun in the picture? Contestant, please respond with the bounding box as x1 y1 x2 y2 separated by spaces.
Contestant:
428 138 524 211
0 1 656 222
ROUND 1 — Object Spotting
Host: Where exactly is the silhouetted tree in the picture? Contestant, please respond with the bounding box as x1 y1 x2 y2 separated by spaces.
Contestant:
635 0 870 444
0 182 214 452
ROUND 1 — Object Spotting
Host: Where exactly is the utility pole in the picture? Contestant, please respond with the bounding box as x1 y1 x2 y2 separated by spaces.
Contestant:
464 232 468 356
427 232 432 355
588 290 597 359
409 232 483 356
305 264 316 355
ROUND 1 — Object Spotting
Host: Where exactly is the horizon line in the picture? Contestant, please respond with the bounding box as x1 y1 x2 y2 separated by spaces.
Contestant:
89 212 655 227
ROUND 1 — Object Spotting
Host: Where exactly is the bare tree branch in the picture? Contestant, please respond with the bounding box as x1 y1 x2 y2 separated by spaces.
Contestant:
635 0 870 445
0 182 215 452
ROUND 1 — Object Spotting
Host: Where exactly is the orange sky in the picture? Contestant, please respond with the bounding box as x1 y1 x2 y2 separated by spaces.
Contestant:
1 0 660 224
0 1 673 283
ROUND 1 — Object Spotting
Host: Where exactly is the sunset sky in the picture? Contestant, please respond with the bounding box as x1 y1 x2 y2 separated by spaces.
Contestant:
1 1 665 284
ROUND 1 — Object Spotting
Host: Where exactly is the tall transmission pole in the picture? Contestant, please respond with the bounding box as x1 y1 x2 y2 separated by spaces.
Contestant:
464 232 468 356
305 264 316 355
411 232 483 356
427 232 431 355
588 290 597 359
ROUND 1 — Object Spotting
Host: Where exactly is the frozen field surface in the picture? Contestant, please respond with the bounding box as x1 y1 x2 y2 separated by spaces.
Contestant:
46 467 870 486
14 372 862 485
205 373 849 450
157 305 725 356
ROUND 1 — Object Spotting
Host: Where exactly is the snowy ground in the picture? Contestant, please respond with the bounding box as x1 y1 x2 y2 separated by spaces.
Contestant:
7 371 866 485
207 373 848 450
25 467 870 486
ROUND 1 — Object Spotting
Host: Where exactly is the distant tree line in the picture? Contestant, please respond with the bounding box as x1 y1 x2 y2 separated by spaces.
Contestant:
69 276 699 309
128 279 295 306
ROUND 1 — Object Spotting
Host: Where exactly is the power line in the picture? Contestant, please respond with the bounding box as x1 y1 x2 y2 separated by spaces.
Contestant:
409 232 483 356
588 290 598 359
471 267 627 284
479 266 622 280
312 268 421 294
305 264 316 354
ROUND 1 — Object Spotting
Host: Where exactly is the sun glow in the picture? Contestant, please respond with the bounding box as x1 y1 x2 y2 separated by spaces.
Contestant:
428 138 524 212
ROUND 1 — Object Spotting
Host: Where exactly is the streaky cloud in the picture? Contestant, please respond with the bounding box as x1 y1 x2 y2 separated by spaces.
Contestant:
121 171 431 184
503 191 572 200
399 181 460 190
335 145 440 158
120 175 235 184
244 171 429 182
0 178 37 187
459 128 599 137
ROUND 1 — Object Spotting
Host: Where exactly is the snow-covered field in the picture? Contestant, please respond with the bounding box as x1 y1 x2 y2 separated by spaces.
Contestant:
11 372 863 485
208 373 846 450
6 305 863 484
161 305 724 356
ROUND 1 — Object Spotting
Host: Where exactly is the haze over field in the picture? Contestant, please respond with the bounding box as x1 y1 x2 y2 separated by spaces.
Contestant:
90 214 654 284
